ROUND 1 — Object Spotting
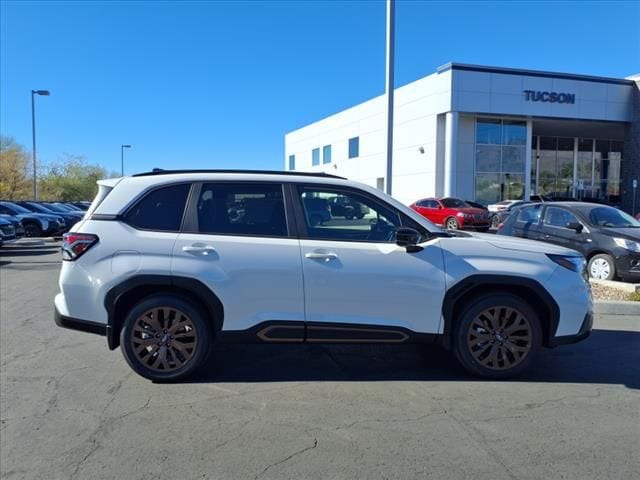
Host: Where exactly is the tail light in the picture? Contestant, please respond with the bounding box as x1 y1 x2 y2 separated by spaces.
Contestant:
62 232 98 261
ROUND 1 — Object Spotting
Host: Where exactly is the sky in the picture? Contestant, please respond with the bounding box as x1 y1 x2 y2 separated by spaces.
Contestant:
1 0 639 175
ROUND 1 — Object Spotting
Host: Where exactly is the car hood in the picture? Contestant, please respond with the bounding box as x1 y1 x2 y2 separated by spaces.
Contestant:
463 231 581 256
599 227 640 241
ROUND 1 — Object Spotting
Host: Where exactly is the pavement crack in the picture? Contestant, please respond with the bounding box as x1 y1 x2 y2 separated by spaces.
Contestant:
254 437 318 479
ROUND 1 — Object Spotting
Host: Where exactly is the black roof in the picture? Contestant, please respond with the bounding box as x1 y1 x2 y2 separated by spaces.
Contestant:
132 169 345 179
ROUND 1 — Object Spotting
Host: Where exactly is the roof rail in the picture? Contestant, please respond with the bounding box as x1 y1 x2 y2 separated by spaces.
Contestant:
132 169 346 179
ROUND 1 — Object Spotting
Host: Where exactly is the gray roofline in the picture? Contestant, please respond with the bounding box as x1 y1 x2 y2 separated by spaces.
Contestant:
437 62 635 86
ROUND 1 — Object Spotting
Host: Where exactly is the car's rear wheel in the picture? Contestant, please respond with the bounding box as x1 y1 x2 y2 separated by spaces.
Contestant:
588 254 615 280
454 294 541 379
24 222 42 238
120 295 211 382
445 217 459 230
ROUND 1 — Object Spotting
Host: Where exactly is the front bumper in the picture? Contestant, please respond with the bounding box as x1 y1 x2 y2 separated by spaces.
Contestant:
615 252 640 281
548 312 593 347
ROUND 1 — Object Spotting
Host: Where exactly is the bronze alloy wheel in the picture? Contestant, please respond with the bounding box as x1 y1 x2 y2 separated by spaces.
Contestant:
130 307 197 372
466 305 533 370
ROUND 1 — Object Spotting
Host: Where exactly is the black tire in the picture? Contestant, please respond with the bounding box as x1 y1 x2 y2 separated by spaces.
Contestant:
587 253 616 280
453 294 541 379
120 294 212 382
445 217 459 230
345 213 354 220
356 213 365 220
24 222 42 238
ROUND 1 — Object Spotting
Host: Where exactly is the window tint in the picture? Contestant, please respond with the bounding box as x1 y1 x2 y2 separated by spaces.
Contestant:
588 206 639 227
348 137 359 158
299 187 401 243
125 184 190 231
441 198 468 209
417 199 437 208
197 183 287 237
543 207 578 228
516 205 541 223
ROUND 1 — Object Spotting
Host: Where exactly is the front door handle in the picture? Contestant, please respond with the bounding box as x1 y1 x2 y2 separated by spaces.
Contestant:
305 252 338 262
182 244 216 254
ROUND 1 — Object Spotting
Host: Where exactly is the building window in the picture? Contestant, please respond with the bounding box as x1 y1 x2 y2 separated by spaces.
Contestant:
312 148 320 166
475 119 527 204
288 154 295 171
376 177 384 191
348 137 359 158
323 145 332 164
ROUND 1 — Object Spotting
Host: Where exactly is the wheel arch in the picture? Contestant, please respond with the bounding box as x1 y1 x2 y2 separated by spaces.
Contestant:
441 274 560 349
104 275 224 350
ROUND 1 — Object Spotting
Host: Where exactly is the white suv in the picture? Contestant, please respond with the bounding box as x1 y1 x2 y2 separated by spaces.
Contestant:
55 170 593 381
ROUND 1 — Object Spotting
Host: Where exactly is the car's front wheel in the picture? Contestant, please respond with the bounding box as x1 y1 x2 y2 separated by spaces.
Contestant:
120 294 211 382
588 254 616 280
454 294 541 379
24 222 42 237
445 217 459 230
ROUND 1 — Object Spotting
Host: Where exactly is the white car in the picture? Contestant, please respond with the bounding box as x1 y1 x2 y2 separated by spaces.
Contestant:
55 170 593 381
488 199 524 213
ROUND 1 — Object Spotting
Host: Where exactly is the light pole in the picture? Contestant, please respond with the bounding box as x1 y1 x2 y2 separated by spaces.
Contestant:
121 144 131 176
31 89 50 200
385 0 395 196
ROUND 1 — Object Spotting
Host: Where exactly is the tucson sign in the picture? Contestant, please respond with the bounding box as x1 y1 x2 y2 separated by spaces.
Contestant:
523 90 575 104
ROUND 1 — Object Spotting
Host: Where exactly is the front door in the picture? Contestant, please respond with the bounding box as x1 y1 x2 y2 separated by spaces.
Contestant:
171 182 305 335
295 185 446 338
539 206 590 254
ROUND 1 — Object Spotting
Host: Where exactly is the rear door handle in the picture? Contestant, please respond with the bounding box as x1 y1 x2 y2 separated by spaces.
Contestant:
305 252 338 262
182 244 216 254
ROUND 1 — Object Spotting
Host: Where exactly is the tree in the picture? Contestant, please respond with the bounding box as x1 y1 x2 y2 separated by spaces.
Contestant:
39 154 108 201
0 136 32 200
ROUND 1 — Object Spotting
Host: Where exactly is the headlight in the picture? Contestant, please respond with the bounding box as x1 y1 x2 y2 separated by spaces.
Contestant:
613 238 640 252
547 254 588 280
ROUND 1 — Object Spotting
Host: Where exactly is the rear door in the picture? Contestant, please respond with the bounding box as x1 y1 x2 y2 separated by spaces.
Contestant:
171 182 305 335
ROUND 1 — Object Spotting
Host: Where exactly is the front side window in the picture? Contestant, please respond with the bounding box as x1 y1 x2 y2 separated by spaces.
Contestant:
322 145 332 164
441 198 468 209
312 148 320 166
125 184 190 231
196 183 287 237
298 187 402 243
348 137 359 158
543 207 578 228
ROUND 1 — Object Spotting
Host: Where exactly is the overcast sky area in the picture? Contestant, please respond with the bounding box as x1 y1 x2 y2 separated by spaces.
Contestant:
1 0 639 175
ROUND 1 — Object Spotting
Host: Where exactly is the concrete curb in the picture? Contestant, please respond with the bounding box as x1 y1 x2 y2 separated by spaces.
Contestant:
594 300 640 316
590 278 640 294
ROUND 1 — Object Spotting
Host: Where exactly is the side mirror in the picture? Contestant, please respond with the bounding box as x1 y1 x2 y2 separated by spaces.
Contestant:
567 221 583 233
396 227 423 252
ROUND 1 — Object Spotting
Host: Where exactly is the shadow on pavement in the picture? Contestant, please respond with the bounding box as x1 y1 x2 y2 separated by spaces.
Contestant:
186 329 639 389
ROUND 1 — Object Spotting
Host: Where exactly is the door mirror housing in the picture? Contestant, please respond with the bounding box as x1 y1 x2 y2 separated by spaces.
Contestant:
395 227 423 252
566 221 583 233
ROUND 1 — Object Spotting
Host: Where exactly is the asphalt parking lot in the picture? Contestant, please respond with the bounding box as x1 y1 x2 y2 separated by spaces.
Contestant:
1 240 639 480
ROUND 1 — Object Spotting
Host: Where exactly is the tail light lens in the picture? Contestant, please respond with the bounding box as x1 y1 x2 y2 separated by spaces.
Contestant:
62 233 98 261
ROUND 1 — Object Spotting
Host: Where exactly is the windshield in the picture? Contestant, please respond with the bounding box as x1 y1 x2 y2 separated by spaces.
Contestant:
43 203 67 212
588 207 640 228
1 202 31 214
441 198 469 209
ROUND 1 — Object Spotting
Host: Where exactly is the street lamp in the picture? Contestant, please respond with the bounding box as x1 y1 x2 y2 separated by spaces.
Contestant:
31 89 50 200
121 144 131 176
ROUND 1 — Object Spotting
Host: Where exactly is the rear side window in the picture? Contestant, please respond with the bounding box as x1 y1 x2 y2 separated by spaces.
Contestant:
516 205 541 224
125 184 190 231
196 183 287 237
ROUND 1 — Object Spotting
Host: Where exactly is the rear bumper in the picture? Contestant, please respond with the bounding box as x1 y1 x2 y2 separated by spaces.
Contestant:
54 304 109 337
548 312 592 347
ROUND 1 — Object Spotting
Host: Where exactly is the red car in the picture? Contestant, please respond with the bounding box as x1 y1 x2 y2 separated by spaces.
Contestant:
410 197 491 230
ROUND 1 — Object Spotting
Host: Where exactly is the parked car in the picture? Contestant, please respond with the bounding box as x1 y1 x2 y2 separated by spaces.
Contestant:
497 202 640 281
530 195 550 203
328 195 370 219
0 214 25 239
0 217 17 246
464 200 487 210
16 201 79 232
41 202 85 220
490 201 531 229
0 201 65 237
55 170 592 382
410 197 491 230
488 199 524 213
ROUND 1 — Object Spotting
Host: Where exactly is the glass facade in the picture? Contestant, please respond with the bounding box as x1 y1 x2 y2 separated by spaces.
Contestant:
532 136 623 203
475 119 527 204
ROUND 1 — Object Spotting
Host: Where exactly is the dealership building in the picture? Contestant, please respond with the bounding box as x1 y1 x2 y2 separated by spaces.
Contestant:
285 63 640 213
